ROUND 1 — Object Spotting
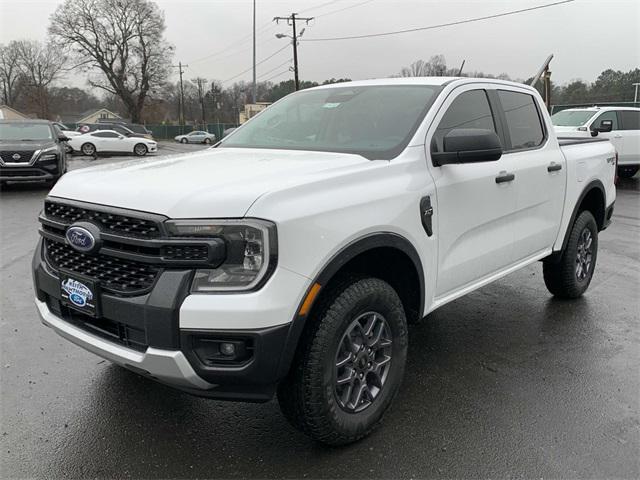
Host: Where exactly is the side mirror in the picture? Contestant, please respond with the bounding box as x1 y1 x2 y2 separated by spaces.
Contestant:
594 119 613 133
432 128 502 166
58 135 70 142
118 135 124 139
223 127 237 137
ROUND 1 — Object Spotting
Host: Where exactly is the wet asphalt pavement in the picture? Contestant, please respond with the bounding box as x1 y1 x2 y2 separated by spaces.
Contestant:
0 149 638 479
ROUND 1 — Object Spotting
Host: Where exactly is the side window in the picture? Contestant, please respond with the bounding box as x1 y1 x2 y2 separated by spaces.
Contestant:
91 132 107 137
497 90 545 151
432 89 496 152
619 110 640 130
591 110 619 130
103 132 119 138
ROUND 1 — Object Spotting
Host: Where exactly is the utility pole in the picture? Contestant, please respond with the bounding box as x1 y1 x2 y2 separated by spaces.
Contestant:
252 0 257 103
172 62 188 126
274 13 313 91
633 83 640 103
195 78 206 127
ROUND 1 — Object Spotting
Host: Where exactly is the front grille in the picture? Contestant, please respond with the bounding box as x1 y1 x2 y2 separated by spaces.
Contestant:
0 150 35 163
45 239 159 294
44 201 161 239
47 297 147 352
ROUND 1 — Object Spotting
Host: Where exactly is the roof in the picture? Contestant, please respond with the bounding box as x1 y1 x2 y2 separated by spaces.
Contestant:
307 76 538 92
0 119 52 124
0 104 29 119
557 106 640 112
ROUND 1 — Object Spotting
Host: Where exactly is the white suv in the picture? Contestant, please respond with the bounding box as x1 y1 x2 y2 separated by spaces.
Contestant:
552 106 640 178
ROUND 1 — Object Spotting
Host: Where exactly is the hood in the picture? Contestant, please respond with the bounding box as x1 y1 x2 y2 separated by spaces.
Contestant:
0 140 56 152
50 147 372 218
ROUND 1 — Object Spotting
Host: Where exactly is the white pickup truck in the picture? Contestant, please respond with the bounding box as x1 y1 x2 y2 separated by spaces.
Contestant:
33 78 616 445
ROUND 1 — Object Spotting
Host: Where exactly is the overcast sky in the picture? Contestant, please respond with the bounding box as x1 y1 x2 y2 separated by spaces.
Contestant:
1 0 639 91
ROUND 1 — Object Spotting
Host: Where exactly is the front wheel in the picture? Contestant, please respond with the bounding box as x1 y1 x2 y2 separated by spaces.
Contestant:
543 210 598 298
181 138 188 144
133 143 148 156
81 142 96 156
617 165 639 178
277 277 408 446
204 137 212 144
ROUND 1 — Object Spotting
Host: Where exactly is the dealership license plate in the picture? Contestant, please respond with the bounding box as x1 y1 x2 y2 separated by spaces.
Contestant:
60 271 100 317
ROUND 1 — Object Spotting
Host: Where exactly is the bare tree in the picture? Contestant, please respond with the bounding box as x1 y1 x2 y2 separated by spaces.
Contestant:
49 0 173 123
398 55 452 77
14 40 66 118
0 41 24 106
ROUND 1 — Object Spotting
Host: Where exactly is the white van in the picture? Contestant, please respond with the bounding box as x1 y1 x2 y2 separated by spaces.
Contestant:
552 106 640 178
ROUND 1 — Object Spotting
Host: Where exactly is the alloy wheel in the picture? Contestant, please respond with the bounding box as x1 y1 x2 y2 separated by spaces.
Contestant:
575 227 593 281
334 312 393 413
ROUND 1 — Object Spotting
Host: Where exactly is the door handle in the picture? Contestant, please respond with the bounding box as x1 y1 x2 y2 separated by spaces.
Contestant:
495 171 515 184
547 162 562 172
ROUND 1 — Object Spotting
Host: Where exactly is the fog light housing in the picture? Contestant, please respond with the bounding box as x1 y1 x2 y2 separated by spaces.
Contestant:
192 337 254 366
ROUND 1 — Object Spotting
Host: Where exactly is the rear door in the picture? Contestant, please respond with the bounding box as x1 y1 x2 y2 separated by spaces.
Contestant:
493 87 566 261
427 85 517 297
618 110 640 165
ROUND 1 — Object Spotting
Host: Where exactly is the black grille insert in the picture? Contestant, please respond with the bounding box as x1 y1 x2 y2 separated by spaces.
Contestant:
0 150 35 163
45 239 160 294
44 201 161 238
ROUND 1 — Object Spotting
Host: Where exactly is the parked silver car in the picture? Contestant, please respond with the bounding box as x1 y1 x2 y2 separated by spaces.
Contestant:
174 130 216 144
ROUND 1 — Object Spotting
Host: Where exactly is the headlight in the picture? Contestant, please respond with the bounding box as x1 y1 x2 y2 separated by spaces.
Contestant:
38 146 58 161
165 219 277 292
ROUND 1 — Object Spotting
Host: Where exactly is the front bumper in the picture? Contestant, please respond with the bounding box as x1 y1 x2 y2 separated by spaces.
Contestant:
0 159 62 182
35 298 213 390
33 238 310 401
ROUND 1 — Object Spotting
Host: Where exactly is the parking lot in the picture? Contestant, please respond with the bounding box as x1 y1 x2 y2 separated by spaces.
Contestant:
0 147 638 478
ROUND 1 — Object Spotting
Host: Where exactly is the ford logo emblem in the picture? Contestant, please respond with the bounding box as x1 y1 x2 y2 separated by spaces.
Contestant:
65 223 100 253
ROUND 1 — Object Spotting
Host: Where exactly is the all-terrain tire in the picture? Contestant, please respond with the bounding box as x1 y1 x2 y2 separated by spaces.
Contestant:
277 277 408 446
543 210 598 299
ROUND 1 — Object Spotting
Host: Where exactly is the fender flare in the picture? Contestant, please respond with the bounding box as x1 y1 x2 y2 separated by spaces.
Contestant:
557 179 606 254
276 232 425 378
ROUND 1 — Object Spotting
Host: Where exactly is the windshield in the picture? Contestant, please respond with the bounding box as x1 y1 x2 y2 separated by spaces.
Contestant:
551 110 598 127
220 85 440 160
0 123 53 141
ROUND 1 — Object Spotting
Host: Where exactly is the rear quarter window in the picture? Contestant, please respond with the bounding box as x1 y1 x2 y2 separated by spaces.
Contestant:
619 110 640 130
498 90 545 151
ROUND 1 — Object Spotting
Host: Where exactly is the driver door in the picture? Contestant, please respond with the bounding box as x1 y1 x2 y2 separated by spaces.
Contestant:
427 85 518 298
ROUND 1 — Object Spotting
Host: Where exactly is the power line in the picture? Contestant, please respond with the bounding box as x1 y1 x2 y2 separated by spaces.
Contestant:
263 69 291 83
314 0 375 18
221 44 290 84
257 58 293 79
299 0 342 14
303 0 575 42
188 21 275 64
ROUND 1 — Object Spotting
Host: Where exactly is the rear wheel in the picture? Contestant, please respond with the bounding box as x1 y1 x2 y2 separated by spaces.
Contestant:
277 277 408 446
81 143 96 156
543 210 598 298
133 143 148 156
617 165 639 178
